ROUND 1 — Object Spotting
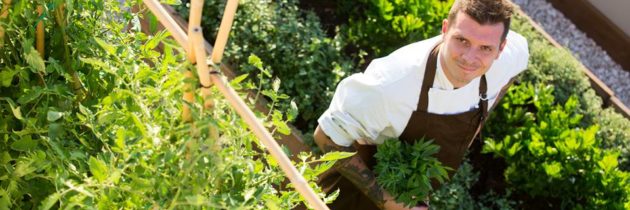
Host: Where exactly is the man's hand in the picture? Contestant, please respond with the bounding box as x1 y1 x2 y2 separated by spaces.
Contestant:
314 126 430 210
383 193 428 210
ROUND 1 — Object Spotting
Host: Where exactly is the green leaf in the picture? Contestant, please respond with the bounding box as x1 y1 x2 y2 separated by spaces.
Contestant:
248 54 263 70
287 100 298 122
80 57 109 69
1 97 24 120
88 156 109 183
94 37 116 55
0 68 17 87
542 161 562 178
23 41 46 73
315 151 356 162
47 111 64 122
144 30 168 51
39 192 61 210
0 189 10 210
272 117 291 135
17 87 43 105
272 77 281 92
598 153 619 172
0 152 11 165
230 74 249 85
10 135 37 152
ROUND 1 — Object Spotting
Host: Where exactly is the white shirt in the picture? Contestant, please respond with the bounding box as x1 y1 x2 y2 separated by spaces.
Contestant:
318 31 529 147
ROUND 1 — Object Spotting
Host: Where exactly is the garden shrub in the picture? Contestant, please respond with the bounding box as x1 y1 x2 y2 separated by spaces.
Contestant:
596 108 630 171
175 0 354 130
511 16 630 170
0 1 347 208
337 0 452 60
483 82 630 209
430 161 518 210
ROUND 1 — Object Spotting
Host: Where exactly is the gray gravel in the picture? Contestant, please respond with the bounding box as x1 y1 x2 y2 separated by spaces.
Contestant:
512 0 630 107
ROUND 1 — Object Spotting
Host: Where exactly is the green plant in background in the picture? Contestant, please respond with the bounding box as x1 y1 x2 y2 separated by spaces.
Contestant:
430 161 518 210
483 82 630 209
510 15 630 170
0 1 349 208
175 0 354 131
338 0 452 60
374 138 451 207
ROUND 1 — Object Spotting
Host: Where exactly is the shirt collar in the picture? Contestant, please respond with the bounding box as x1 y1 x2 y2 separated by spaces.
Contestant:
434 52 455 90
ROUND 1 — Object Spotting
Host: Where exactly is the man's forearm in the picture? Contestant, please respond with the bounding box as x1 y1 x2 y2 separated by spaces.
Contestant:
336 154 387 208
313 126 387 208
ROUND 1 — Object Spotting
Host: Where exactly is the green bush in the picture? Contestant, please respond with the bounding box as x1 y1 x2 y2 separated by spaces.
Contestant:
338 0 452 59
596 108 630 171
175 0 354 130
374 138 450 207
430 161 518 210
511 16 630 170
0 1 346 208
483 83 630 209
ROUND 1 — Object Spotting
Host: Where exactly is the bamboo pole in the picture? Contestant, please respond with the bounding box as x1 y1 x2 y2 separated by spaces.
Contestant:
141 1 328 209
182 0 205 122
36 5 44 56
210 0 238 64
0 0 11 48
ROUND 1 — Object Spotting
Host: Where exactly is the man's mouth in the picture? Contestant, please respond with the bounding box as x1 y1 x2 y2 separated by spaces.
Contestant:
457 63 477 72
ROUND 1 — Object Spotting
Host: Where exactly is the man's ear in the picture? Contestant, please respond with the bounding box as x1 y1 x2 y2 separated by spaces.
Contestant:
496 39 507 59
441 19 449 35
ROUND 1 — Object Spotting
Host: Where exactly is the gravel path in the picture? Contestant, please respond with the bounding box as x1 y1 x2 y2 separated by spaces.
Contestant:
512 0 630 107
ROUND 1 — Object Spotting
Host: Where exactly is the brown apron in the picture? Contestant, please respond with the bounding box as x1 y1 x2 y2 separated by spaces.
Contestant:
319 44 489 209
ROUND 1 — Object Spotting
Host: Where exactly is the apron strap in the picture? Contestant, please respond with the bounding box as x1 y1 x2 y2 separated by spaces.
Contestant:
418 44 440 112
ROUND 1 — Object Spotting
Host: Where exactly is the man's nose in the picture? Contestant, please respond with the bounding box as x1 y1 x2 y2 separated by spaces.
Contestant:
461 49 477 64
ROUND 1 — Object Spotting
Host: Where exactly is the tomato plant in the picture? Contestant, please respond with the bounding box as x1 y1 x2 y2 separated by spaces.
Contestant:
0 1 349 209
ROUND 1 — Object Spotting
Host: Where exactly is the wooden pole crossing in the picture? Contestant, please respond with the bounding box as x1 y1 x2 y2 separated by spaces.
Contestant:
142 0 329 209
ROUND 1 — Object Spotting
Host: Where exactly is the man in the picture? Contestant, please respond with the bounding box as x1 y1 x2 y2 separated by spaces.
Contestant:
313 0 529 209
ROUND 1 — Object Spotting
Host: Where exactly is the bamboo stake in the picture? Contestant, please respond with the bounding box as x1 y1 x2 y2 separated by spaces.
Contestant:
141 1 328 208
191 27 213 104
0 0 11 48
182 0 204 122
210 0 238 64
36 5 44 56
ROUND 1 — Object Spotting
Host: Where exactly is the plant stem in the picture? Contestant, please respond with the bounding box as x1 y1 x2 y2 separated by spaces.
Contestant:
54 3 85 101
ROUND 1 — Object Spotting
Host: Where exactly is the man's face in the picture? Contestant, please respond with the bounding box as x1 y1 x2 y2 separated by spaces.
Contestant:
440 11 506 88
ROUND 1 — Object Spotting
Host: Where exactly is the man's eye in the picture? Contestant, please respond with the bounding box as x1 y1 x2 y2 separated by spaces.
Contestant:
481 46 493 52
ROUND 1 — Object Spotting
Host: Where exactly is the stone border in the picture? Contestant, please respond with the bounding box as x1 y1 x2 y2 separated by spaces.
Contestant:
546 0 630 72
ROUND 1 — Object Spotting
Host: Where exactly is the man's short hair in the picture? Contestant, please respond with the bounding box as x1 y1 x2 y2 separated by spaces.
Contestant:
448 0 514 41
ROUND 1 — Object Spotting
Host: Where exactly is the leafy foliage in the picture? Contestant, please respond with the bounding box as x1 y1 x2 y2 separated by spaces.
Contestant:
430 161 519 210
374 138 450 207
482 83 630 209
0 1 348 209
175 0 355 130
510 16 630 169
338 0 452 59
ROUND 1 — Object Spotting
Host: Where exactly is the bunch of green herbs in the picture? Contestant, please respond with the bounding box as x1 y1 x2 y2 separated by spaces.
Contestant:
374 138 450 207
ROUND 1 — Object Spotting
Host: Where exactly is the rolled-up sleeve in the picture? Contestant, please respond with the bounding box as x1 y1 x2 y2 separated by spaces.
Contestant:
317 72 389 147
